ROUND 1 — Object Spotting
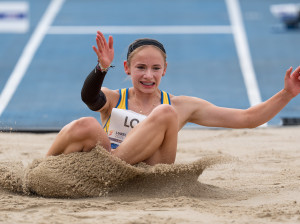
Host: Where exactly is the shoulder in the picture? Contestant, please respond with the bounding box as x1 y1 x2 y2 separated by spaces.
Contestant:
170 95 208 107
171 95 213 125
101 87 120 105
99 87 121 116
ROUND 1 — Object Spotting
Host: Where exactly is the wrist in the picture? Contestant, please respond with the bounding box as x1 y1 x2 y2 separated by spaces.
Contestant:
282 88 295 99
96 62 112 72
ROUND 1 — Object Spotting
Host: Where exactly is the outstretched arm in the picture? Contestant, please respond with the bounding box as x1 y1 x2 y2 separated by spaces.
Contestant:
182 66 300 128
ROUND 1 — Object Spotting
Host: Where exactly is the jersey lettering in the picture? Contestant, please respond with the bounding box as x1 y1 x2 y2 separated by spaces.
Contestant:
124 116 140 128
108 108 146 149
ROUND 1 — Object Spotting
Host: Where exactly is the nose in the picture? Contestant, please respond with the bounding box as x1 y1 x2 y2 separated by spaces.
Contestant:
144 68 153 78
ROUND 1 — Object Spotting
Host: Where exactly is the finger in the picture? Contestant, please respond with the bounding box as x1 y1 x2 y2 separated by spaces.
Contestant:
92 45 99 56
96 31 105 47
99 32 108 49
97 34 105 49
97 30 103 36
92 46 102 60
95 35 103 53
285 67 293 80
108 35 114 49
295 66 300 80
291 66 300 79
294 65 300 75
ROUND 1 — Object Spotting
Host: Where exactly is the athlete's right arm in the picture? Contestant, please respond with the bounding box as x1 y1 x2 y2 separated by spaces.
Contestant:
81 30 115 112
81 66 108 111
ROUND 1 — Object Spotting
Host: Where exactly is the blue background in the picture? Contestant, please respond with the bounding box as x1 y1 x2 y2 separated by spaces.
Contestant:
0 0 300 131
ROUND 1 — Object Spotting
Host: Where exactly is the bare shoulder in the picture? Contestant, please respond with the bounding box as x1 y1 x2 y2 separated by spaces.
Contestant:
170 95 209 108
170 95 211 128
102 87 119 101
99 87 120 117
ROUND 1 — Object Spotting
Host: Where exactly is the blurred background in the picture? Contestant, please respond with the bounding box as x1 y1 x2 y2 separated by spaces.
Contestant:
0 0 300 132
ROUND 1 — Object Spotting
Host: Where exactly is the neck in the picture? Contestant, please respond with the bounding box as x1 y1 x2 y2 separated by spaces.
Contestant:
129 88 161 114
132 89 160 104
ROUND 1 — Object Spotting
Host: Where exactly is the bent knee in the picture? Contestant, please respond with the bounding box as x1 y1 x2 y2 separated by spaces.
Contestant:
155 104 177 117
73 117 99 129
151 105 178 123
65 117 102 140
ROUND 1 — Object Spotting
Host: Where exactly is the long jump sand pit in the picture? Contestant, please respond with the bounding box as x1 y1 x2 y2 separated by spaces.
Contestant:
0 127 299 223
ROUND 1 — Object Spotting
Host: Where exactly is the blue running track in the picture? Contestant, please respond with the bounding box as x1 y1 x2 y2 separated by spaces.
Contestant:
0 0 300 131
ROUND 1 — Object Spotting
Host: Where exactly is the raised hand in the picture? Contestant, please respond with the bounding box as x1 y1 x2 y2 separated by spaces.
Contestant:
284 66 300 97
92 31 114 69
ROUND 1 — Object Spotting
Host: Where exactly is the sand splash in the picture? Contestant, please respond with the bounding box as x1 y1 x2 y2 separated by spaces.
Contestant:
0 145 230 198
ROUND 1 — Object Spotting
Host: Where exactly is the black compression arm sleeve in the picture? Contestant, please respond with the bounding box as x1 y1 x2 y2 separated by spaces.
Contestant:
81 66 107 111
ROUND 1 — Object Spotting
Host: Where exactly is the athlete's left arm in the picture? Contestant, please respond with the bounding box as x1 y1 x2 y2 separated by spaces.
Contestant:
175 66 300 129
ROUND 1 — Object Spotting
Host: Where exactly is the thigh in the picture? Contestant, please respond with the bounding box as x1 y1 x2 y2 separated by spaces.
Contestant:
112 105 178 165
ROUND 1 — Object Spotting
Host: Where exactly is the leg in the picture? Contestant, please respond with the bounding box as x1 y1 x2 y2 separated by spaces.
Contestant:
46 117 111 156
112 105 178 165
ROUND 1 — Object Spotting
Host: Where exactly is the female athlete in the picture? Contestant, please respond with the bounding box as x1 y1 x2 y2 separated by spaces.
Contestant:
46 31 300 165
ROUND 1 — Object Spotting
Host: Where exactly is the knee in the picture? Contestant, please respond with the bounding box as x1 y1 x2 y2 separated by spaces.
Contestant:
63 117 101 140
73 117 100 129
151 105 178 124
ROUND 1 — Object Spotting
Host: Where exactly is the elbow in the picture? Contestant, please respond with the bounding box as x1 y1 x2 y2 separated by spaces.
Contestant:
81 88 95 106
241 111 263 129
81 89 89 104
247 121 267 129
81 91 107 112
80 88 95 110
247 122 260 129
234 120 258 129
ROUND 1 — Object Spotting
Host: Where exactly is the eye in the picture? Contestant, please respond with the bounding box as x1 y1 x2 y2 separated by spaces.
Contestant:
153 67 161 71
136 65 145 70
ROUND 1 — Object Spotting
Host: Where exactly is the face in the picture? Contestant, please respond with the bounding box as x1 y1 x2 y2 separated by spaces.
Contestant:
124 46 167 94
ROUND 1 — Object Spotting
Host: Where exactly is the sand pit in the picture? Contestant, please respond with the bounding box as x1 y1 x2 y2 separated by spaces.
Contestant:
0 127 300 223
1 146 227 198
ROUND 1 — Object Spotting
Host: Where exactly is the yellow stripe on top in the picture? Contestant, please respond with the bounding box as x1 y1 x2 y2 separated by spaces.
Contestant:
115 88 128 110
161 89 171 105
103 88 171 133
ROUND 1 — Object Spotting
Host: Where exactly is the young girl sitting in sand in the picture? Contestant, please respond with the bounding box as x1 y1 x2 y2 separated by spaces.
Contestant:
46 31 300 165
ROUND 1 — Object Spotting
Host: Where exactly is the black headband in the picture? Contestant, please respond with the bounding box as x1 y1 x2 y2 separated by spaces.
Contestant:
127 38 166 60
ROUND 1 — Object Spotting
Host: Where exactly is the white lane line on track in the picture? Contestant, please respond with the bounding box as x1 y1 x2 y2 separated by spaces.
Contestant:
47 25 233 35
226 0 262 107
0 0 65 117
226 0 266 127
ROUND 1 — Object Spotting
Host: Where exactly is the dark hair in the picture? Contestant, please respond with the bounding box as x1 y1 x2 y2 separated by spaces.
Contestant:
127 38 166 60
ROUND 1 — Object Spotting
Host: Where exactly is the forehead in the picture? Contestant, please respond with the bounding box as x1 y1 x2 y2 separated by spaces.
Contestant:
131 46 165 64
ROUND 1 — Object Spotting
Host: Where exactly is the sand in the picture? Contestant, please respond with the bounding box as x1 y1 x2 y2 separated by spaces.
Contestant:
0 126 300 223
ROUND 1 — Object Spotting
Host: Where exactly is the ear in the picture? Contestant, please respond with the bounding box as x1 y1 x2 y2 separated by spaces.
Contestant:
124 60 130 75
162 62 168 77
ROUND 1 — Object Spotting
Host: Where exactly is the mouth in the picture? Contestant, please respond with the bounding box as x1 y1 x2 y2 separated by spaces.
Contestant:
140 81 155 87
